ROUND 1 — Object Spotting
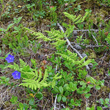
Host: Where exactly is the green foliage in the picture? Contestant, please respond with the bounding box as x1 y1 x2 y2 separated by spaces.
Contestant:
35 92 43 100
0 17 28 55
74 5 82 12
105 33 110 45
86 105 95 110
97 106 102 110
22 12 104 108
30 40 42 54
69 98 82 107
5 58 62 90
97 98 109 108
97 0 110 6
20 69 49 90
61 108 70 110
0 23 14 32
10 95 18 104
33 10 46 22
57 50 92 68
26 3 35 12
0 76 10 86
49 6 57 22
63 11 89 24
10 95 30 110
0 3 108 109
108 70 110 76
0 17 41 55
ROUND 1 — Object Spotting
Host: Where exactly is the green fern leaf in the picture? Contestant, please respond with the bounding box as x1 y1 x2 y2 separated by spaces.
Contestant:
36 32 51 41
74 14 82 22
63 12 76 22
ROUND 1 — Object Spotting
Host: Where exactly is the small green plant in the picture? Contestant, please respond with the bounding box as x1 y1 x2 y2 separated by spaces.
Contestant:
108 70 110 76
76 35 83 43
0 17 41 55
105 33 110 45
74 5 82 12
0 76 10 86
10 95 30 110
86 105 95 110
0 0 12 19
25 3 35 12
10 95 18 104
48 6 57 22
32 10 46 22
97 98 110 108
24 0 47 22
29 40 42 54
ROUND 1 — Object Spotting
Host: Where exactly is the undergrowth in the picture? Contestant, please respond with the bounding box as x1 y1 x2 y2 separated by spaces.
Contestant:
0 0 110 110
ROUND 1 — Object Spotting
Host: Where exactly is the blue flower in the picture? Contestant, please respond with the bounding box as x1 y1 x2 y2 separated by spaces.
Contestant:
12 71 21 79
5 54 14 63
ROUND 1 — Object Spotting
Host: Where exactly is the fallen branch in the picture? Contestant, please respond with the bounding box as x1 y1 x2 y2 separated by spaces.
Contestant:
73 29 99 32
54 94 57 110
71 42 103 48
92 34 98 45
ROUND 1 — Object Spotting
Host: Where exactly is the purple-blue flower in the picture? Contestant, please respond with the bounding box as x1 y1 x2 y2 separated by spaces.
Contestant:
5 54 14 63
12 71 21 79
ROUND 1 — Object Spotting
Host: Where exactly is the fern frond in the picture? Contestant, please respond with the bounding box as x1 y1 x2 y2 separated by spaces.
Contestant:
66 50 77 58
5 63 19 71
36 32 51 41
75 17 83 24
51 39 66 47
63 12 89 24
82 12 89 22
57 53 80 65
64 25 75 37
51 73 62 88
77 58 92 68
57 50 91 68
63 12 76 22
23 27 51 41
20 69 62 90
45 29 65 39
19 59 27 68
19 69 49 90
74 14 82 22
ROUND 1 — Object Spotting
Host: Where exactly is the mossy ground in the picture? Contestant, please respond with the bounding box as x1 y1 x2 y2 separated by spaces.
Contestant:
0 0 110 110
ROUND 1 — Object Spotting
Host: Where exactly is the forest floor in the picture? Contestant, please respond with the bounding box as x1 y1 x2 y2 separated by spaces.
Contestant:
0 0 110 110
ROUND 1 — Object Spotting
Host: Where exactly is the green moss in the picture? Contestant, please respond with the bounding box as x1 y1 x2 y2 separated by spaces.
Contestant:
29 21 36 27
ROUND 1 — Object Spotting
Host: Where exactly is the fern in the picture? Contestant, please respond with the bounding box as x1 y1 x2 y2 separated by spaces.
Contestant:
22 12 91 69
5 58 62 90
57 50 91 68
63 12 89 24
64 25 75 38
36 32 51 41
19 69 49 90
45 29 65 39
5 62 20 71
20 69 62 90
